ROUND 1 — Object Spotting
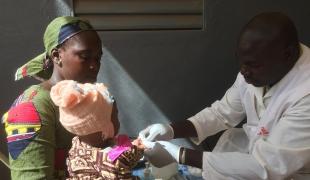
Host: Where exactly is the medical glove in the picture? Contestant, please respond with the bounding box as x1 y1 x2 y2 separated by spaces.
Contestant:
139 123 174 141
156 141 181 163
142 140 180 167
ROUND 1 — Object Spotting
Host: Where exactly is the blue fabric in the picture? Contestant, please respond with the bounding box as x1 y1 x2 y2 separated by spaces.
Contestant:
132 164 203 180
8 139 33 159
58 21 92 44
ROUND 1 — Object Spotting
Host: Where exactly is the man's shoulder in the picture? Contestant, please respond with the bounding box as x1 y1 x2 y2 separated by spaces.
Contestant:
233 73 250 92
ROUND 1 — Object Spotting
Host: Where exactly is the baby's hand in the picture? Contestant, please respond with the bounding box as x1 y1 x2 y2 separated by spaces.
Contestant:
132 138 146 150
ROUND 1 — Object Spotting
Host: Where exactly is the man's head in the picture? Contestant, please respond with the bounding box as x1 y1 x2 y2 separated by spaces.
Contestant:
236 12 300 87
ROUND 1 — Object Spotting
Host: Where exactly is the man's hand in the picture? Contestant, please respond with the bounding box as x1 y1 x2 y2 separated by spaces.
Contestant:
138 123 174 141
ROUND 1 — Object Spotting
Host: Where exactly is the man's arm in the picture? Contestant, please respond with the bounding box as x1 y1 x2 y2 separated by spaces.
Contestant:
182 148 203 168
139 73 246 143
199 94 310 179
170 120 198 139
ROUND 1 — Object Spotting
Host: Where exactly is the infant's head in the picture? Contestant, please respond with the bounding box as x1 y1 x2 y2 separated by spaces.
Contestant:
50 80 119 140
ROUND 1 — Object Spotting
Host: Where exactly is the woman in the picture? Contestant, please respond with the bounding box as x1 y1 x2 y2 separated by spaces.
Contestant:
2 16 105 179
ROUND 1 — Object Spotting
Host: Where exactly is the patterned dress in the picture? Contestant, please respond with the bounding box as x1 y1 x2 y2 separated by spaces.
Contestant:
2 84 73 179
67 137 143 180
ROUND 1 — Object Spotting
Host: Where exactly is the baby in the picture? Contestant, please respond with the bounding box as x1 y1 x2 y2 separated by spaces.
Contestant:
50 80 144 179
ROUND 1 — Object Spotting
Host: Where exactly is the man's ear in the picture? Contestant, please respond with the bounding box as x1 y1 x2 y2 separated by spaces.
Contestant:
284 44 299 63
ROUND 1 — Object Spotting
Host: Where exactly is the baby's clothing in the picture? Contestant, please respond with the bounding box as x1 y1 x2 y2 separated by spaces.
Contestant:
67 136 143 180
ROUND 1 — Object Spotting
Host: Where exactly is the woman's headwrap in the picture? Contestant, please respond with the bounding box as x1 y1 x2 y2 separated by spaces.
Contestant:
15 16 94 81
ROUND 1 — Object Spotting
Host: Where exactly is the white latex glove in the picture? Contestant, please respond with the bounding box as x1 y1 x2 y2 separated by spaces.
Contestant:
143 140 181 167
143 141 175 168
156 141 181 163
138 123 174 141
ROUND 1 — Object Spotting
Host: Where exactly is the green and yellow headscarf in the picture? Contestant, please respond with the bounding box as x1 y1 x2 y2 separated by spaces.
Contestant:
15 16 94 81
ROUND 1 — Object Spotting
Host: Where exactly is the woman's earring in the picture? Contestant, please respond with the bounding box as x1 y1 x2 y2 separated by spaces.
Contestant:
89 65 94 69
43 58 53 70
56 59 62 65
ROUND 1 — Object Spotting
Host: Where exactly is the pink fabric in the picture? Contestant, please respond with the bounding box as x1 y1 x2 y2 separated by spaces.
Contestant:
108 134 133 162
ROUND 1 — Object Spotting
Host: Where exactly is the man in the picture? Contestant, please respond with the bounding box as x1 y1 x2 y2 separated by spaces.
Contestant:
139 12 310 179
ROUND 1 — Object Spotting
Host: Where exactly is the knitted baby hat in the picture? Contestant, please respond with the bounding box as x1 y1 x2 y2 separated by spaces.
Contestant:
50 80 115 138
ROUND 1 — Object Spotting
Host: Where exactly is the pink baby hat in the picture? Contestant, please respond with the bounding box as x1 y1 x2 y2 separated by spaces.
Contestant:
50 80 115 139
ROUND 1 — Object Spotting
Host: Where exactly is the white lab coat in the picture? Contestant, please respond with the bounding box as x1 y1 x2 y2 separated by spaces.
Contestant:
188 44 310 180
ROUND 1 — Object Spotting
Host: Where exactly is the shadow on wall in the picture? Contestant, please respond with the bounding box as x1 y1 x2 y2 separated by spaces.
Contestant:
98 47 170 136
